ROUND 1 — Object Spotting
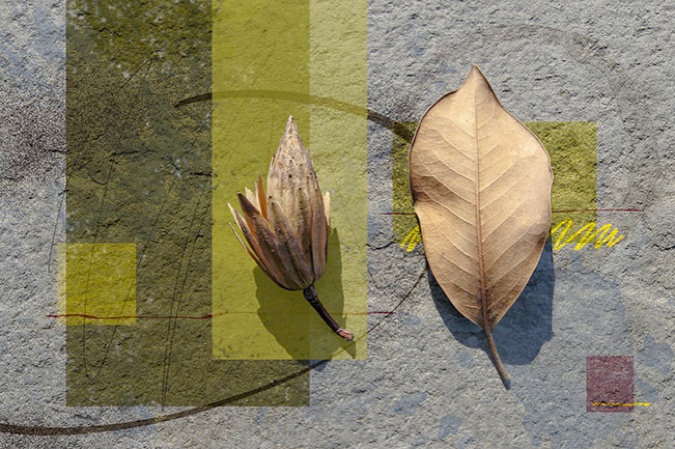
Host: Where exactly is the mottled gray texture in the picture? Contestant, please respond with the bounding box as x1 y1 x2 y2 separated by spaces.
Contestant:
1 1 673 448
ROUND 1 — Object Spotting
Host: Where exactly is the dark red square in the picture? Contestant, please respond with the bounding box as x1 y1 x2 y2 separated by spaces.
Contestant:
586 356 634 413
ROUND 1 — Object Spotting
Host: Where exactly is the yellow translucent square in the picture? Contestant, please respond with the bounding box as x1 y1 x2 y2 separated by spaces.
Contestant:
394 121 598 251
59 243 137 326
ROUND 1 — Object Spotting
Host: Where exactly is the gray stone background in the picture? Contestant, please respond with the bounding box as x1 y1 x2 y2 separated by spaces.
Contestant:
0 0 673 448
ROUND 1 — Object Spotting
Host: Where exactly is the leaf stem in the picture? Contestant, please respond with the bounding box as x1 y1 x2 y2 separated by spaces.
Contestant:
302 284 353 341
484 326 510 389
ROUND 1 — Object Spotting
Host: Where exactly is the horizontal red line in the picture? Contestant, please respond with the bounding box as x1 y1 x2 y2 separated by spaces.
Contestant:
384 208 642 215
46 313 213 320
552 208 643 213
47 311 396 320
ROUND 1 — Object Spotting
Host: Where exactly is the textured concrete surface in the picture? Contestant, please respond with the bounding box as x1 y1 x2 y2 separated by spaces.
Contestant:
1 0 673 448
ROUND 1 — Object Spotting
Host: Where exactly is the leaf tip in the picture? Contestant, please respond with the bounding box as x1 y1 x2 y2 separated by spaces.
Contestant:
467 64 489 85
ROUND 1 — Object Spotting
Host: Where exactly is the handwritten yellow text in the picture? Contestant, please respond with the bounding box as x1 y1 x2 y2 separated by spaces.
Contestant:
591 401 650 407
399 219 625 253
400 226 422 252
550 219 625 250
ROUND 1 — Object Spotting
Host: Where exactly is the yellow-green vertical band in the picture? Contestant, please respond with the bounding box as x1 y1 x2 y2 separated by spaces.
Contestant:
212 0 367 360
66 0 310 406
212 0 312 360
308 0 368 358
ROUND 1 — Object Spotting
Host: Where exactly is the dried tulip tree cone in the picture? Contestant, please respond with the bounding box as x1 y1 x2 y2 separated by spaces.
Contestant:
229 116 353 341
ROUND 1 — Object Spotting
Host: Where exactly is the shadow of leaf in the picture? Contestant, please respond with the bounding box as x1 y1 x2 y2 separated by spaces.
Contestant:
430 242 555 365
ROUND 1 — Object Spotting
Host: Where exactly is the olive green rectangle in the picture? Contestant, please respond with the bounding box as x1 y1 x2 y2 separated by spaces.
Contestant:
65 0 309 406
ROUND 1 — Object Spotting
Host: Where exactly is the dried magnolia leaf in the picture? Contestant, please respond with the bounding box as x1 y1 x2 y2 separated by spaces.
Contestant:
409 66 553 385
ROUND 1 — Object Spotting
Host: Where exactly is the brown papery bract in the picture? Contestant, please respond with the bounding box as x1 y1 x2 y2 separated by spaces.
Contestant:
229 116 352 342
409 66 553 387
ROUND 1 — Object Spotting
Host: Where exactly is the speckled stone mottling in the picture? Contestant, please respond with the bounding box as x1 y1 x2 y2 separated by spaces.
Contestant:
1 0 673 448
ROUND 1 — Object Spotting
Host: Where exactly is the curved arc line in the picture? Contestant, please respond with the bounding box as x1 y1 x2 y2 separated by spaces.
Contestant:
0 90 398 436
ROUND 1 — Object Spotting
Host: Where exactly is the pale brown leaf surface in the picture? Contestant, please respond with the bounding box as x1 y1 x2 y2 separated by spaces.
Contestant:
409 66 553 385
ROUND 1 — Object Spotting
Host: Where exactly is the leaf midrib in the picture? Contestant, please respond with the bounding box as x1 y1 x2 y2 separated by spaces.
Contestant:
473 81 490 329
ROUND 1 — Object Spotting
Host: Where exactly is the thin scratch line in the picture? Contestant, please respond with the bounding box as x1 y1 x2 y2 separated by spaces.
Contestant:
81 147 120 379
157 108 213 407
47 191 66 273
161 179 210 407
82 56 156 382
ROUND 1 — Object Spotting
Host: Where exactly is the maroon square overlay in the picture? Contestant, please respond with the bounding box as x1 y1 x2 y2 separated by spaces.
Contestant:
586 356 634 413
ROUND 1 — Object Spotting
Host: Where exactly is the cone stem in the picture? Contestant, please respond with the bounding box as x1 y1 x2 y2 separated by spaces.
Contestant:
302 284 353 341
